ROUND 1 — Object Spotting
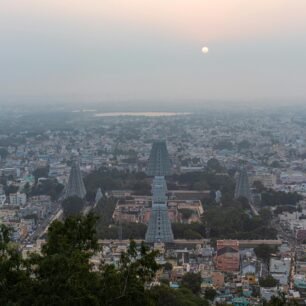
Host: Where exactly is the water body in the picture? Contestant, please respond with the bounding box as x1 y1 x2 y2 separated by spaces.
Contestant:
72 109 97 113
94 112 191 117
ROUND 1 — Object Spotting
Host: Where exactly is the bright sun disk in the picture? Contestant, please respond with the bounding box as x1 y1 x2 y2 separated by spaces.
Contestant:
202 47 209 54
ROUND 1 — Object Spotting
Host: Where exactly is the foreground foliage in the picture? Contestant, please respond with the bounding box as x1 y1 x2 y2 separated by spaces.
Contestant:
0 214 207 306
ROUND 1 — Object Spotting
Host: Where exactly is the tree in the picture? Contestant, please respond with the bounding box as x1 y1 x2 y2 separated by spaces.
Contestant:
0 214 163 306
42 213 99 255
4 184 19 196
204 287 217 301
259 209 273 224
31 178 64 201
179 209 193 220
95 197 118 238
259 275 278 288
33 166 50 183
101 240 160 306
150 285 208 306
132 181 151 195
237 196 250 209
22 182 31 195
270 161 281 168
172 223 206 239
181 272 202 295
207 158 223 172
264 292 298 305
261 189 302 207
121 223 147 240
0 147 8 159
237 140 251 150
174 171 235 196
28 214 101 305
84 168 150 195
253 180 265 192
203 205 277 240
254 244 275 265
184 229 202 239
164 262 173 271
0 224 32 305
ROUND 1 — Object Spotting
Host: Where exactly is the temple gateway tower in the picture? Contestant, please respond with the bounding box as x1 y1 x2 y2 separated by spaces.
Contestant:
145 141 174 243
234 168 251 202
64 160 86 199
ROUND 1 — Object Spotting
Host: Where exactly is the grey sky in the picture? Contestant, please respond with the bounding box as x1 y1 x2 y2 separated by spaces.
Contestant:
0 1 305 106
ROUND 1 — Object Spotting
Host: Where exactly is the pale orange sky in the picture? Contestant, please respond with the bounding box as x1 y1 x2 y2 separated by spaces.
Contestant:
3 0 306 42
0 0 306 103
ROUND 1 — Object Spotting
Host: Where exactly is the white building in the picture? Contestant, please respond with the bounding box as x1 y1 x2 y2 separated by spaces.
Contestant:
260 287 279 301
280 172 306 184
9 192 27 206
0 194 6 205
250 173 276 189
270 258 291 285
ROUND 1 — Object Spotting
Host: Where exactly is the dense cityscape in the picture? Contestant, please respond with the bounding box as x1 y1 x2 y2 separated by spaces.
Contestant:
2 0 306 304
1 107 306 305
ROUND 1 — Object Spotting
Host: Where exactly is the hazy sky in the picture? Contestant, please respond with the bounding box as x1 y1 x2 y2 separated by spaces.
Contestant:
1 0 306 105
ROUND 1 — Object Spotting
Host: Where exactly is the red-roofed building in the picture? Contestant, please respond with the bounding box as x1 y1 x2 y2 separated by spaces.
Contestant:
216 240 240 272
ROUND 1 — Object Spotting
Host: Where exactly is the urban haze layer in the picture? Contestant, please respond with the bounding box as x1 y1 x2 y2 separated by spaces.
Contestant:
1 105 306 305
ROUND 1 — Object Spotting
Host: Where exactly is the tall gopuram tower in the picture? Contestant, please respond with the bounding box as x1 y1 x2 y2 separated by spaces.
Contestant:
64 160 87 199
234 168 251 202
146 141 172 177
145 141 174 243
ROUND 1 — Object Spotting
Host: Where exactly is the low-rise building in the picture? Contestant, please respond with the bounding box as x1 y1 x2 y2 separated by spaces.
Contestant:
270 258 291 285
216 240 240 272
9 192 27 206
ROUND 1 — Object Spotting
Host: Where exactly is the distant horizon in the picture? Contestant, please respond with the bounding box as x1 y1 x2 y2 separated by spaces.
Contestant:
0 96 305 108
1 98 306 115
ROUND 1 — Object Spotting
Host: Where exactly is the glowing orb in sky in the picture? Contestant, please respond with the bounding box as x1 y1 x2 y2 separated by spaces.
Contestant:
202 47 209 54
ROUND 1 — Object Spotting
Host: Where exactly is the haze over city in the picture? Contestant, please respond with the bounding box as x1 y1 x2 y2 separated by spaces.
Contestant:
3 2 306 306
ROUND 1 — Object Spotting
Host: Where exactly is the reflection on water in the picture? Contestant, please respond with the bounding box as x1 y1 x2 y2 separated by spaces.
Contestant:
94 112 191 117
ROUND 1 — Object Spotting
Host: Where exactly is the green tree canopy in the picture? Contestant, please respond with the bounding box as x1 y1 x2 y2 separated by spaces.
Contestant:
181 272 202 295
31 178 64 201
0 214 164 306
150 286 208 306
0 224 32 305
163 262 173 271
0 147 8 159
207 158 224 172
179 208 194 220
33 166 50 183
254 244 275 265
204 206 277 240
204 287 217 301
237 140 251 150
172 223 206 239
261 189 302 206
259 275 278 288
4 184 19 196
